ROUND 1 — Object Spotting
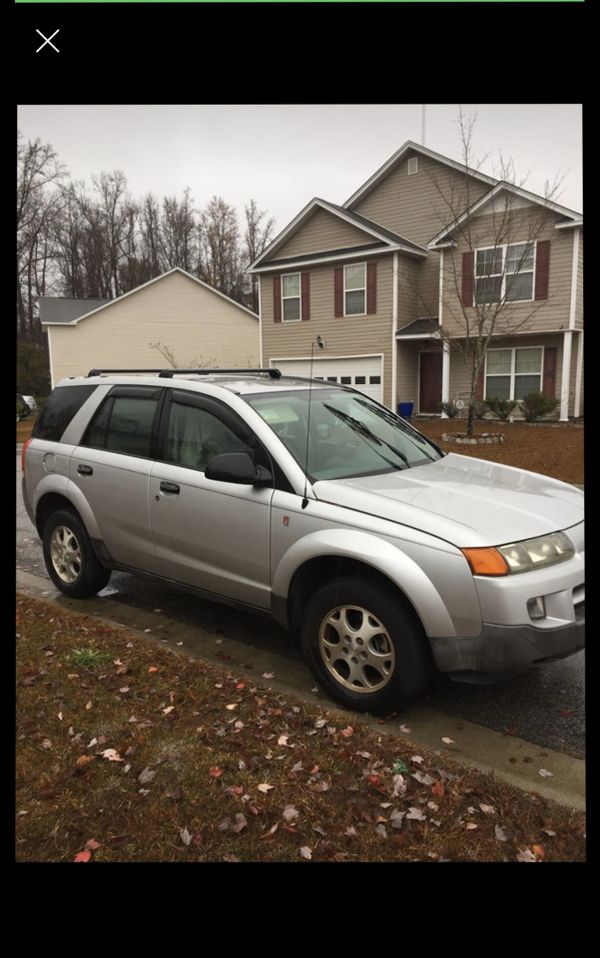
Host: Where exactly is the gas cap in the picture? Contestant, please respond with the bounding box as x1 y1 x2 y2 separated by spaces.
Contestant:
43 452 56 473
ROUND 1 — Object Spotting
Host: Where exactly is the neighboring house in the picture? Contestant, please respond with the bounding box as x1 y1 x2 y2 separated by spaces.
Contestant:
40 268 260 387
249 142 583 420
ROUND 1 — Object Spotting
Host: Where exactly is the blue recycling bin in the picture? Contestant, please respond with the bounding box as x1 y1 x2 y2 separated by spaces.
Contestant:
398 402 414 419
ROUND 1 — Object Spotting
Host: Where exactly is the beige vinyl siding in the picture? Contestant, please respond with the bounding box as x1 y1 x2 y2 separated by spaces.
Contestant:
396 340 420 409
397 256 419 330
47 271 259 385
442 207 574 338
448 333 567 418
352 154 490 247
575 230 583 329
261 256 394 407
272 208 374 260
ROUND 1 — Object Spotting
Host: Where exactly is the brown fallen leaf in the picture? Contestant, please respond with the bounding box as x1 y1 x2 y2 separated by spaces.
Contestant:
74 850 92 862
148 666 159 674
209 767 223 778
85 839 101 851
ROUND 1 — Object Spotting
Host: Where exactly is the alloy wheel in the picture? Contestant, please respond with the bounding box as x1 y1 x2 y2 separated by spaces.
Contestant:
49 525 82 584
318 605 395 693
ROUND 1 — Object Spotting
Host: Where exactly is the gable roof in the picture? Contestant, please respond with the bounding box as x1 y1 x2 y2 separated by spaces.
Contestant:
40 268 259 326
427 181 583 249
39 297 108 325
343 140 498 209
248 197 428 272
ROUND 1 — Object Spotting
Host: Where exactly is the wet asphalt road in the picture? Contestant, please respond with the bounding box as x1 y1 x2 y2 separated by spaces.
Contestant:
16 450 585 758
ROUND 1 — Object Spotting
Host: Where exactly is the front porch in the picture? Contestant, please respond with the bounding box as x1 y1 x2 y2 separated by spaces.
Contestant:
395 324 583 421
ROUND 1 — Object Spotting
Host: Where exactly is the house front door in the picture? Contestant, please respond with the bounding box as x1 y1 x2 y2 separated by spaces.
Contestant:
419 351 443 413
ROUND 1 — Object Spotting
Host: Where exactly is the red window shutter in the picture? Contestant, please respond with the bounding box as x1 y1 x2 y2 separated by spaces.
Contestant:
475 364 485 400
334 268 343 317
301 272 310 321
535 240 551 300
367 262 377 314
542 346 557 397
461 252 474 307
273 275 282 323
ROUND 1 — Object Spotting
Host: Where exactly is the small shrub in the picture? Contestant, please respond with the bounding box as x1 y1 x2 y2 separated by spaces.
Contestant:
67 647 112 669
520 391 560 422
440 400 460 418
472 400 489 420
484 397 520 421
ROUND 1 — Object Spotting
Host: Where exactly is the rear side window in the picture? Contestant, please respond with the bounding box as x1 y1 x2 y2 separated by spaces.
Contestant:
83 393 159 458
32 385 97 442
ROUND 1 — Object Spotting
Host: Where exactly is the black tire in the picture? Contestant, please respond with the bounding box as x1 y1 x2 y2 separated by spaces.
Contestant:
42 508 111 598
299 575 432 714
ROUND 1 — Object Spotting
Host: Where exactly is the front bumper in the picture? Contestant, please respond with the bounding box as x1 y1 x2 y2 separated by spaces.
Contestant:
430 615 585 678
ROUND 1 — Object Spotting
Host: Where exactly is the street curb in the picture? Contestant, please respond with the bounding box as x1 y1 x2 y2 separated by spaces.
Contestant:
16 568 586 812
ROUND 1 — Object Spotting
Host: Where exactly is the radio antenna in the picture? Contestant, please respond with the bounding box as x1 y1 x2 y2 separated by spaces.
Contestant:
302 335 324 508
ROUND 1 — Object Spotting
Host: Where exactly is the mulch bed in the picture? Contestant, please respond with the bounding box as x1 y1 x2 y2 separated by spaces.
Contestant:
415 421 584 485
16 595 586 863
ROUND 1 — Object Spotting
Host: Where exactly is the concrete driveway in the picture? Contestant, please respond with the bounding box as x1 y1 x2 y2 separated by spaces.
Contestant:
16 447 585 763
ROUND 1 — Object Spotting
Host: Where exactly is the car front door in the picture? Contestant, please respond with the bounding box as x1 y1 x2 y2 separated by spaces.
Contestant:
69 385 164 572
149 389 273 609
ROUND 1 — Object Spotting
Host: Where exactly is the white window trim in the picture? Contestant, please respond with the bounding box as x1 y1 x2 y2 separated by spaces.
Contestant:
281 272 302 323
474 240 537 306
344 262 367 317
484 345 545 401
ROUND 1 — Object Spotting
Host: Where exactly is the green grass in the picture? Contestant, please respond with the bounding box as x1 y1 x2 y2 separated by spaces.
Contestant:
67 647 112 669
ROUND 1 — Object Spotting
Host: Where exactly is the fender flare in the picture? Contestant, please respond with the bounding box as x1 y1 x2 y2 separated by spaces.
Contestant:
272 529 456 637
33 475 102 541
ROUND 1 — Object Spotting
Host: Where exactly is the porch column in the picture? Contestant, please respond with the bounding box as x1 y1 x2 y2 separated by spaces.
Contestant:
574 331 583 419
560 330 573 421
441 340 450 417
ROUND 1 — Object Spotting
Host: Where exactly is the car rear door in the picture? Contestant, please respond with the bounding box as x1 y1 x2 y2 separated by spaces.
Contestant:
149 389 273 609
69 385 164 571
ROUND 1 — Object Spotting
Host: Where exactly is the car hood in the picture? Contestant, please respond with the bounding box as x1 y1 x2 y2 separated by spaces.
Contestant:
313 453 584 548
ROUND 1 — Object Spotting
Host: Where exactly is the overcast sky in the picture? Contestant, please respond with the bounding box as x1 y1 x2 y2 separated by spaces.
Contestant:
18 104 582 231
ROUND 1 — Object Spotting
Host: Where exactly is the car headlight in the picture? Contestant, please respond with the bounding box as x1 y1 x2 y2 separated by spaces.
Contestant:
498 531 574 574
462 532 574 576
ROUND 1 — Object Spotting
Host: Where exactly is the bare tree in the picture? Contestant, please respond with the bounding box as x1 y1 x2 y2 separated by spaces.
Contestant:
197 196 244 300
244 199 275 312
148 341 216 369
413 110 566 435
17 133 66 340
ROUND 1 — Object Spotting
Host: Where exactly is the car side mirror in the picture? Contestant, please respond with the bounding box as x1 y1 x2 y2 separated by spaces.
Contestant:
205 452 272 487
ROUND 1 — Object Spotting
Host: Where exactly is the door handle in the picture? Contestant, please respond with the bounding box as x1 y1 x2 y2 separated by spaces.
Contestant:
77 464 93 476
160 481 180 495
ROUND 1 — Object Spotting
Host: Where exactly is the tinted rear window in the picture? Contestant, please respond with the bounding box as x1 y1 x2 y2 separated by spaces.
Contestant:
32 385 97 442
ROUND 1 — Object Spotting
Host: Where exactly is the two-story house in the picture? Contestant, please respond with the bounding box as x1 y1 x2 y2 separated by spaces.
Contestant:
249 141 583 420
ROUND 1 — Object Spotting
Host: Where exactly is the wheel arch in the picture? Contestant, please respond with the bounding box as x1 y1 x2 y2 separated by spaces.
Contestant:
272 531 457 638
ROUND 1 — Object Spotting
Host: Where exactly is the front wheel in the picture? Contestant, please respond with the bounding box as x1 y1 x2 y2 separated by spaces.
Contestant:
42 508 111 598
300 576 432 714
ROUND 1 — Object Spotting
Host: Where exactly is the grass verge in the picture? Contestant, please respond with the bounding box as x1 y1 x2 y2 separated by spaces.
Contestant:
16 594 586 862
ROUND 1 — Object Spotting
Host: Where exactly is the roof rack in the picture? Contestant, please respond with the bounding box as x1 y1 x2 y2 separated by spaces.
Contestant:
86 367 282 379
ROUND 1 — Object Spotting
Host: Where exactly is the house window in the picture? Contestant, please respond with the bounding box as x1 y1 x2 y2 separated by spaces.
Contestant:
281 272 301 321
344 263 366 316
485 347 543 400
475 242 535 305
407 157 419 175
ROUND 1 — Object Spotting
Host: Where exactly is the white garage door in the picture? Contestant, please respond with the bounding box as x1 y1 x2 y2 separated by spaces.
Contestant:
272 356 383 403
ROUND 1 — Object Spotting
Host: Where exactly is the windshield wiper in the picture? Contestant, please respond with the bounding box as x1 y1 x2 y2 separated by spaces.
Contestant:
353 398 439 462
323 404 409 470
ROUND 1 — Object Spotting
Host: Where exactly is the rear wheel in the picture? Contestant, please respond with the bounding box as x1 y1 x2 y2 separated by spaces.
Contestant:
42 509 111 598
300 576 432 714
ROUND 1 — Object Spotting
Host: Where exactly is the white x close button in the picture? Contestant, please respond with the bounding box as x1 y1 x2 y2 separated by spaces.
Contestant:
36 29 60 53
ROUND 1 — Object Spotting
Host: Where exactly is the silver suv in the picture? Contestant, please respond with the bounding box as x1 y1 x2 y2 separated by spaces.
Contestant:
21 368 585 714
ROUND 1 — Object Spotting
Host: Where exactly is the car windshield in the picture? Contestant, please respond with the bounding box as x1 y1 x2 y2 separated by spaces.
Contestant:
246 388 443 481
